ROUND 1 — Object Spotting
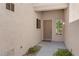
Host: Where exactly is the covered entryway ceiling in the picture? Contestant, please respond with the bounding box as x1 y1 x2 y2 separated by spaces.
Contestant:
32 3 68 11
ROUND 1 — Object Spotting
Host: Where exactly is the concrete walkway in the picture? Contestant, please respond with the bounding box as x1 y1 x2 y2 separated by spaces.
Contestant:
36 41 66 56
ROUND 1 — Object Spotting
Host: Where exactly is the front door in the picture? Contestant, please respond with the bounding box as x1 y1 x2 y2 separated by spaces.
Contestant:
43 20 52 41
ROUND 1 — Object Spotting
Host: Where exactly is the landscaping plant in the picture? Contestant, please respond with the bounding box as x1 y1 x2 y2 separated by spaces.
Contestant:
23 46 41 56
54 49 73 56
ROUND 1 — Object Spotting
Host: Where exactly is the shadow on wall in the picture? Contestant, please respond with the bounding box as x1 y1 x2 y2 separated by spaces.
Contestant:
68 19 79 55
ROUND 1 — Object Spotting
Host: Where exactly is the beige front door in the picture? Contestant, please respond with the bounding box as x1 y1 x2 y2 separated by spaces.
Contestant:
43 20 52 41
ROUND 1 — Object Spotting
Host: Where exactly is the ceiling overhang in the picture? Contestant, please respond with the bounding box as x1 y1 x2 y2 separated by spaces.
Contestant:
32 3 68 11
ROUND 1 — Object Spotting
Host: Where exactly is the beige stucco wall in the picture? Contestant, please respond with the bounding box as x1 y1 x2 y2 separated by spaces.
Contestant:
41 10 64 41
65 3 79 55
64 7 69 49
0 3 16 55
0 3 42 56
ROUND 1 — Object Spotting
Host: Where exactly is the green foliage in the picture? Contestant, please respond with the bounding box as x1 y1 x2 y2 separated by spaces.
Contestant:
28 46 40 54
56 19 63 34
54 49 73 56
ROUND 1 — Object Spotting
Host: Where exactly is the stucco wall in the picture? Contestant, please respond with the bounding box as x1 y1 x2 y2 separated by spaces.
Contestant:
0 3 42 56
41 10 64 41
64 7 69 49
0 3 16 56
65 3 79 55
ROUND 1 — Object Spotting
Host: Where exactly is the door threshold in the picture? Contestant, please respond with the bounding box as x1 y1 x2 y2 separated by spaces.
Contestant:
42 40 52 42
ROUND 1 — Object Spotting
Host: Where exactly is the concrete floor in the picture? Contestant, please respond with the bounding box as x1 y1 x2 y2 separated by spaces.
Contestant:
36 41 66 56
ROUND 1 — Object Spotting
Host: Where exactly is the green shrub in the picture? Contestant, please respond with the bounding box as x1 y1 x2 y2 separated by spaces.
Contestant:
23 46 41 56
54 49 73 56
28 46 40 54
